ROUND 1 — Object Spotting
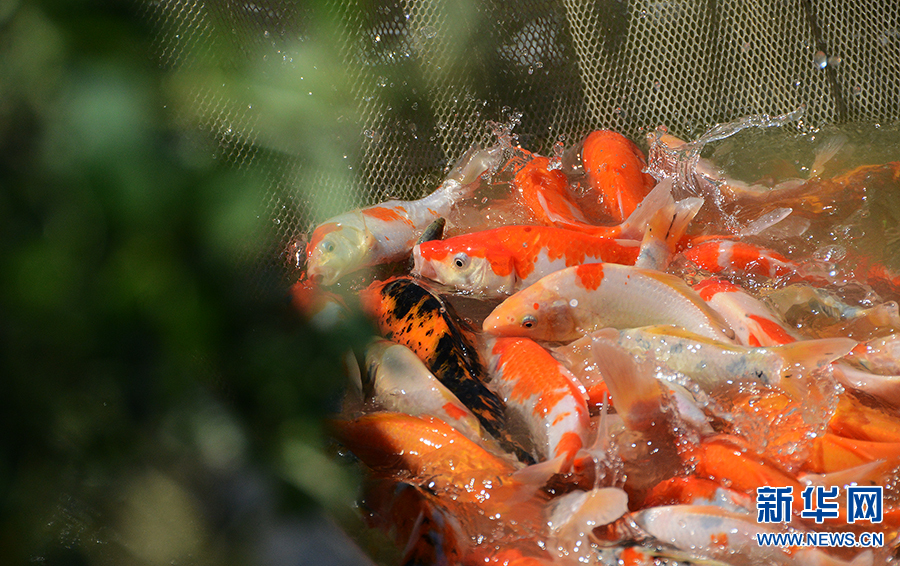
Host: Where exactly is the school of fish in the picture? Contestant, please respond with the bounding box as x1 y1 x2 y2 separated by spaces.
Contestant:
295 118 900 565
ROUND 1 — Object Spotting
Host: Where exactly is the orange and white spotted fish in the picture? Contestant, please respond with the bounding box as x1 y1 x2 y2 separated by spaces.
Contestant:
482 263 736 343
412 225 640 298
683 239 804 280
692 277 799 346
307 145 501 285
484 337 590 468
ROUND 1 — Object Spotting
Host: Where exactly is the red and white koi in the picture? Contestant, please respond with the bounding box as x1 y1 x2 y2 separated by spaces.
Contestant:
412 225 640 297
482 263 736 343
683 239 804 280
692 277 799 346
307 144 501 285
484 337 590 468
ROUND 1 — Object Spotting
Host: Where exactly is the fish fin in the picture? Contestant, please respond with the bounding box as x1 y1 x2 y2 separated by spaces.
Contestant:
739 207 792 237
590 336 665 432
809 133 849 179
448 144 504 186
618 178 674 240
773 337 857 381
634 195 703 270
547 487 628 548
416 217 445 245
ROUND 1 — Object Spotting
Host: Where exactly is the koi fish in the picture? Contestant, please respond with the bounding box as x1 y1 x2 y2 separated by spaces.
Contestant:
844 333 900 375
331 412 518 501
288 273 348 330
805 433 900 474
484 337 590 468
631 504 802 566
692 277 798 346
580 130 656 223
683 239 805 280
593 325 854 393
363 339 489 448
641 476 752 512
514 155 591 226
517 157 679 242
359 276 534 464
412 225 640 297
307 144 501 285
482 263 736 343
827 391 900 443
765 284 900 340
831 362 900 407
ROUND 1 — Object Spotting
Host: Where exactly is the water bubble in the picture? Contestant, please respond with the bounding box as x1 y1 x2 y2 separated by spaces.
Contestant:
422 26 437 39
363 129 375 139
827 55 842 67
852 85 862 96
813 50 828 69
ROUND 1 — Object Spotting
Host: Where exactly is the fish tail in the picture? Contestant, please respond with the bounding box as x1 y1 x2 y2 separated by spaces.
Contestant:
447 143 504 187
634 193 702 270
590 336 665 432
772 337 856 381
618 178 674 240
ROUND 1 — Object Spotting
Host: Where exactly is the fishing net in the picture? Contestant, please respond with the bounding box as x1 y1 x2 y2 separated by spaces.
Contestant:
142 0 900 290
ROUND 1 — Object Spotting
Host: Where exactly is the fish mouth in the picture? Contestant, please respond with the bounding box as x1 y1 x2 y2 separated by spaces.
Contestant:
307 263 340 286
411 246 437 281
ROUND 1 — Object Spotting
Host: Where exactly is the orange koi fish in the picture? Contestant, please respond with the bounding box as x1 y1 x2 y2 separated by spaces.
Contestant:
683 239 804 280
805 433 900 474
485 337 590 468
359 276 534 464
332 412 519 500
580 130 656 223
514 155 590 227
641 476 752 511
827 391 900 443
482 263 736 343
412 225 640 297
307 145 500 285
692 277 798 346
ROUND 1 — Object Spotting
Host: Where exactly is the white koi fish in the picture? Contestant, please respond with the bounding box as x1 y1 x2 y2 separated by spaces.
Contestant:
594 325 855 393
363 339 490 448
482 262 737 343
307 144 501 285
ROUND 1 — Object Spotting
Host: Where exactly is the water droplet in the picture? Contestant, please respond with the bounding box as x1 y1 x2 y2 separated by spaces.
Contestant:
653 80 661 91
569 299 579 308
422 26 437 39
364 129 375 139
813 50 828 69
852 85 862 95
827 55 842 68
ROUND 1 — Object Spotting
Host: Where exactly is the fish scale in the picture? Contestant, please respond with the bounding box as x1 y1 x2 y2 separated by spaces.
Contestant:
360 276 535 464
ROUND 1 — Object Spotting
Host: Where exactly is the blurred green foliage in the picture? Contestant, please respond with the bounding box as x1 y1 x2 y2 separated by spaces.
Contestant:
0 1 374 564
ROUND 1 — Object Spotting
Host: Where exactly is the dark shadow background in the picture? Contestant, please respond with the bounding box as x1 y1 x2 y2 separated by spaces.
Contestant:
0 1 386 564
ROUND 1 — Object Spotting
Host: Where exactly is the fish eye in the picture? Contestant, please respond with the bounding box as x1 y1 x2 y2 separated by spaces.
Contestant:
453 254 469 269
522 314 537 329
321 240 335 253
